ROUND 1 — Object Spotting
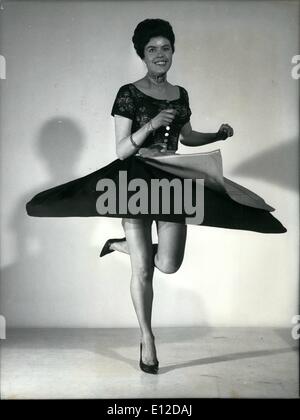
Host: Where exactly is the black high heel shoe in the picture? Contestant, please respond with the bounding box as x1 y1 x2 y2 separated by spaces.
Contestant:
99 237 126 257
139 342 159 374
100 239 158 258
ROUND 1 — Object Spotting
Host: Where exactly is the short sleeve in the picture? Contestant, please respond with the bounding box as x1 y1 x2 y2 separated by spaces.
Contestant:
111 85 136 120
181 87 192 125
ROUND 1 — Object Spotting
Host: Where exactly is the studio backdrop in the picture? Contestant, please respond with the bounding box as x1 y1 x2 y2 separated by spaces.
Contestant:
0 0 298 328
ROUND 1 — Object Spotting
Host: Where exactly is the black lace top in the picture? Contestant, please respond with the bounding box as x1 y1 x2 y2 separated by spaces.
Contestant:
111 83 192 152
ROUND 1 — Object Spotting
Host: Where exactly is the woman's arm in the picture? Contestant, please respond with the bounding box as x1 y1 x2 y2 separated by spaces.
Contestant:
115 109 176 160
114 116 153 160
180 122 234 147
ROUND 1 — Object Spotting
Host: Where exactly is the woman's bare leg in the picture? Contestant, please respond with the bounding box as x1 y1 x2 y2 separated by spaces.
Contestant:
122 218 158 365
109 220 187 273
155 221 187 274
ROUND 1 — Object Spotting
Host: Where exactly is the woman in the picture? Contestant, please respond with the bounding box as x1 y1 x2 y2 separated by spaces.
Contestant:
26 19 286 375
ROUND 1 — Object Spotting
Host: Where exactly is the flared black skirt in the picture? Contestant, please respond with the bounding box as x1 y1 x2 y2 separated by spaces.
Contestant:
26 151 286 234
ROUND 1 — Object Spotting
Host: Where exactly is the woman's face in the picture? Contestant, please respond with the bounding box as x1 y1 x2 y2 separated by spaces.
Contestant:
143 36 173 76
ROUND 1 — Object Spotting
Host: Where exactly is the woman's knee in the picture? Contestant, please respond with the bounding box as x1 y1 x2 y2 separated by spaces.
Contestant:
131 257 154 282
154 255 182 274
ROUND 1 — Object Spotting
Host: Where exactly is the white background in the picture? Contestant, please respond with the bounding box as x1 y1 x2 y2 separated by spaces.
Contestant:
0 0 298 327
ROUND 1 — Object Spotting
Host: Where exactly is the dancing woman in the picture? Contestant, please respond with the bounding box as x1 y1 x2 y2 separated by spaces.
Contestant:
26 19 286 375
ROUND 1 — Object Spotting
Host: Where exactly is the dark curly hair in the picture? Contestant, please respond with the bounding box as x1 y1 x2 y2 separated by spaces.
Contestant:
132 19 175 59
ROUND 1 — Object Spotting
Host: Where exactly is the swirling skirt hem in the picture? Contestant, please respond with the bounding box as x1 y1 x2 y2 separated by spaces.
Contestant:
26 155 287 234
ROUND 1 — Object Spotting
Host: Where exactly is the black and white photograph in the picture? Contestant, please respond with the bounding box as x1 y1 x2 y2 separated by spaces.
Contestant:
0 0 299 401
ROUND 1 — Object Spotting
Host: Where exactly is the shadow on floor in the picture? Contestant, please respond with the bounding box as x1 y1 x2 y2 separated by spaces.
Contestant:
159 346 298 374
3 327 298 374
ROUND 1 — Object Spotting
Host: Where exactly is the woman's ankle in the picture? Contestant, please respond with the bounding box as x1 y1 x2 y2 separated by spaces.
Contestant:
111 239 128 253
141 332 155 343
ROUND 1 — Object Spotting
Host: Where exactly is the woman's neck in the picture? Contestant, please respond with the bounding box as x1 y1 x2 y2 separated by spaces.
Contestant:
146 72 167 89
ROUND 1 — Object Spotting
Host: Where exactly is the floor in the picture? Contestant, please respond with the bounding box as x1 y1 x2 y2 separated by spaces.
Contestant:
0 327 298 399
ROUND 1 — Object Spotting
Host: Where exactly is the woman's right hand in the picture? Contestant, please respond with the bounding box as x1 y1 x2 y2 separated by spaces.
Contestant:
150 109 177 130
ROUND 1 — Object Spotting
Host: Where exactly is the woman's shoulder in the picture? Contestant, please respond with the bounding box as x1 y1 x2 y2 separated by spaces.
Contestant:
111 84 136 118
132 78 144 86
116 83 135 94
177 84 189 95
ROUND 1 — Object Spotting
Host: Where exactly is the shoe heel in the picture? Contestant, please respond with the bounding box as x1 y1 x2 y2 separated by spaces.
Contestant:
139 342 159 374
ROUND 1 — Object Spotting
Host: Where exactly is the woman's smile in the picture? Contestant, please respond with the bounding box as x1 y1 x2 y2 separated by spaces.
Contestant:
154 60 168 67
143 36 173 75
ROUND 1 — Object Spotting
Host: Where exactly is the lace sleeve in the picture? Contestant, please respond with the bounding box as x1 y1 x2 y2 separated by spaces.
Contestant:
111 85 136 120
181 87 192 125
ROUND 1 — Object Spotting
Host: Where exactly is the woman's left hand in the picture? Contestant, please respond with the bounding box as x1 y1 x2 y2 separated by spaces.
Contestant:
217 123 234 141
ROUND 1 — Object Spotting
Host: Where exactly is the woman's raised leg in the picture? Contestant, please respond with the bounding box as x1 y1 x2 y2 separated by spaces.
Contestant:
154 221 187 274
122 218 158 366
108 220 187 274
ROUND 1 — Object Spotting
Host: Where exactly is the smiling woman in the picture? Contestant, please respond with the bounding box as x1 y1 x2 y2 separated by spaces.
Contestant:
144 39 173 71
26 18 286 376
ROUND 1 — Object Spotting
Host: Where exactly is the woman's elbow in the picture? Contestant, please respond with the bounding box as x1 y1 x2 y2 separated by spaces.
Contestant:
115 143 123 159
180 130 193 146
116 147 127 161
180 137 190 147
116 150 125 160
